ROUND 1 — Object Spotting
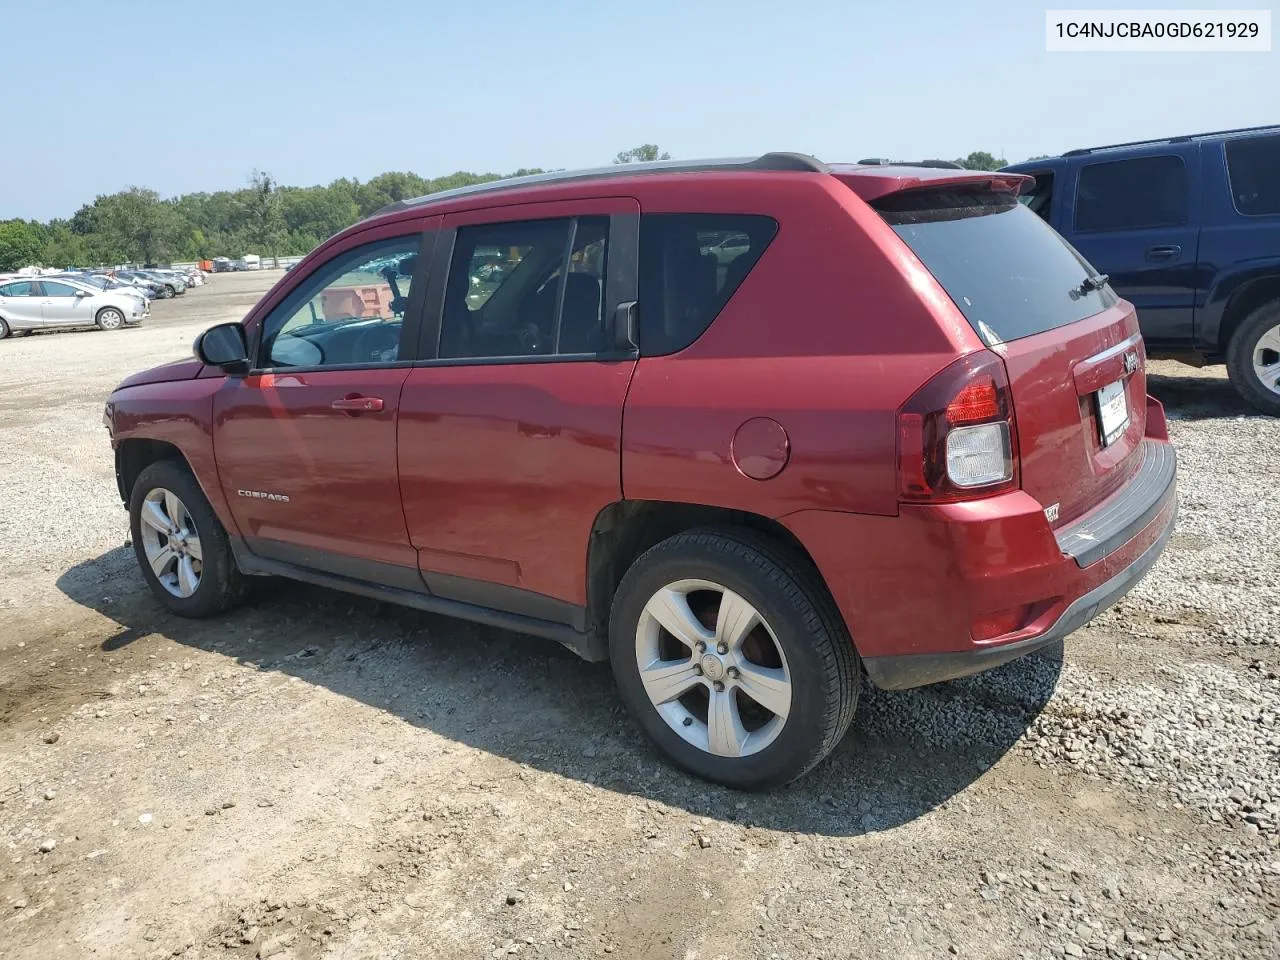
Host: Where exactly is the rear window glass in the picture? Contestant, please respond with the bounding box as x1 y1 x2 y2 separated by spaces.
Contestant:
638 214 778 355
1225 134 1280 217
875 186 1117 345
1075 156 1188 232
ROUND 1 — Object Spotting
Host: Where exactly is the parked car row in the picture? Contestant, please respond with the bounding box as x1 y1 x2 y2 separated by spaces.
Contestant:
0 265 209 339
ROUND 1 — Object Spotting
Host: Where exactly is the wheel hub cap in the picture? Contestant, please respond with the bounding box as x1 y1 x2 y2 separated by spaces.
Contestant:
699 654 725 681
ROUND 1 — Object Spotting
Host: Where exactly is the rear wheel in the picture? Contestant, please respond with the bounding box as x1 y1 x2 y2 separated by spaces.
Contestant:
609 528 858 789
95 307 124 331
1226 299 1280 416
129 460 247 618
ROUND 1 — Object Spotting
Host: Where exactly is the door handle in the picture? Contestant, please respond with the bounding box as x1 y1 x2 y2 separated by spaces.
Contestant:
1146 244 1181 261
331 395 384 413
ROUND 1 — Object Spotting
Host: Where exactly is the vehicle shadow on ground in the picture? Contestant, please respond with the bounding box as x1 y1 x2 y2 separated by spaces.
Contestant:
57 547 1061 837
1147 371 1257 421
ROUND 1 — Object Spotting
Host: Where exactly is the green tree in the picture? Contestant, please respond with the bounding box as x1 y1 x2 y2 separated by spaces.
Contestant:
0 220 46 271
952 150 1006 171
1024 154 1052 162
244 170 286 259
614 144 671 164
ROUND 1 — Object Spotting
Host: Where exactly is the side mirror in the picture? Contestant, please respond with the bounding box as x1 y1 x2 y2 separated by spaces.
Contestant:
75 289 90 298
195 322 250 375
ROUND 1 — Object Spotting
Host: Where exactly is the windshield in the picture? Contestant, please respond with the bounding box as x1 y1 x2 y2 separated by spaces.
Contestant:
874 185 1117 345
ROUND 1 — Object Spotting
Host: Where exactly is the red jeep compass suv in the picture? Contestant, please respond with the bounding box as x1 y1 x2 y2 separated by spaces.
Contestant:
104 153 1177 789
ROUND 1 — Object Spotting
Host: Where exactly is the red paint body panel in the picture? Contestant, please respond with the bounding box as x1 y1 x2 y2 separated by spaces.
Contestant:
111 378 234 533
398 360 635 604
623 175 984 518
212 369 415 566
997 302 1147 526
116 357 204 390
783 462 1174 659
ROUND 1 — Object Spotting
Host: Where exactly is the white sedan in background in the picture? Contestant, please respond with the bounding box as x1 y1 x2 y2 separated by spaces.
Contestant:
0 275 147 339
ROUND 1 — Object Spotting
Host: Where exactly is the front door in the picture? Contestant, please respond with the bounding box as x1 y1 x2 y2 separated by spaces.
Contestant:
36 280 94 326
212 230 431 582
1063 146 1202 347
398 199 640 621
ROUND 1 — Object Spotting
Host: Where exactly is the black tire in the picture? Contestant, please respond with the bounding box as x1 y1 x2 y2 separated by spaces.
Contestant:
128 459 247 618
95 307 125 331
164 285 177 297
0 317 9 340
608 527 859 790
1225 299 1280 416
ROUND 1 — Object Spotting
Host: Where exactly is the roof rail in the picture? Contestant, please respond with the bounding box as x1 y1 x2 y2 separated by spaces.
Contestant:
374 152 829 217
1062 123 1280 157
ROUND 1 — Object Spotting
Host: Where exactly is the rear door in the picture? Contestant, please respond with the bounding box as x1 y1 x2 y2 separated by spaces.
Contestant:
0 280 44 330
398 198 639 622
1063 146 1201 347
873 183 1147 526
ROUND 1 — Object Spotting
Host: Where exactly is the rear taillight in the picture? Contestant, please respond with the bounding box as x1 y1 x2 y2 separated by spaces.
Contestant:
897 351 1019 502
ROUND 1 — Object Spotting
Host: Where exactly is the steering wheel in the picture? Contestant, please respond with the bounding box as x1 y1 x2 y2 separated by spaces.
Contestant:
351 324 399 363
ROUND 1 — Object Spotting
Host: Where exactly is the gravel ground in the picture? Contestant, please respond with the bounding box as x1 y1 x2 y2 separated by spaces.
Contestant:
0 277 1277 959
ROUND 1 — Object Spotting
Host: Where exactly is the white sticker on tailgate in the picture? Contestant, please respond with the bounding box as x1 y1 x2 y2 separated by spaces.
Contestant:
1096 379 1129 446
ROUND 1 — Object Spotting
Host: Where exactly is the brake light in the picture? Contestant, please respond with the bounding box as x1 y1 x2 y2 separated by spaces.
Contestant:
897 352 1019 502
947 377 999 424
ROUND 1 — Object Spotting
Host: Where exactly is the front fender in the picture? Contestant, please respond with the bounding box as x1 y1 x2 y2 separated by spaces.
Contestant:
111 377 239 537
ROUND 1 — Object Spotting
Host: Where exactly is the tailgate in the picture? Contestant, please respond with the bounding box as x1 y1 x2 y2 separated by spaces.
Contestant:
1000 302 1147 525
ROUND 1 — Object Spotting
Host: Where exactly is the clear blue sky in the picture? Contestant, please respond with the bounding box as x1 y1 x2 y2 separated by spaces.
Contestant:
2 0 1275 221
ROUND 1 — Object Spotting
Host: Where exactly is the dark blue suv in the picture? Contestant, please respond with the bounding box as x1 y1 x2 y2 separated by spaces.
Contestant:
1003 126 1280 415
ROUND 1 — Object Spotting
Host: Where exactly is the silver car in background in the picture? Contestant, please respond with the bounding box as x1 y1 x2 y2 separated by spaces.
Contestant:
0 275 147 339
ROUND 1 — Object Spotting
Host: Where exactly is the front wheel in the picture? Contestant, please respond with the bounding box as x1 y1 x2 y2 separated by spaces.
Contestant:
1226 300 1280 416
96 307 124 331
0 317 9 340
129 459 247 618
609 528 858 790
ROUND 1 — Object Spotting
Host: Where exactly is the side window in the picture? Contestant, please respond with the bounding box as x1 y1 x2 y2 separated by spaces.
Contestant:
440 216 610 360
1075 156 1188 232
0 281 35 297
637 214 778 356
259 235 421 369
40 281 80 297
1225 134 1280 217
1018 172 1054 222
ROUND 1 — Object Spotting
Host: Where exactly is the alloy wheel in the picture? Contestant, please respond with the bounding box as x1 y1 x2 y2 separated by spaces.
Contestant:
635 579 792 758
98 309 123 330
1251 322 1280 397
138 487 203 598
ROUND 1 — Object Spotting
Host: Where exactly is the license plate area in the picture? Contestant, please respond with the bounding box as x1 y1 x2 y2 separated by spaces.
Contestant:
1095 378 1130 446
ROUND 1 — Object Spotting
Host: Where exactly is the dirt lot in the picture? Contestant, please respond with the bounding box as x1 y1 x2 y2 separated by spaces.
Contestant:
1 274 1277 960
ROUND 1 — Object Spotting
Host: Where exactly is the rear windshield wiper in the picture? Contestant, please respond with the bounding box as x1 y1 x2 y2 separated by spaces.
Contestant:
1077 273 1109 294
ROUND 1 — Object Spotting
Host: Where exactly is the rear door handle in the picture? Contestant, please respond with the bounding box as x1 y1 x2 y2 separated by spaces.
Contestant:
331 395 384 413
1146 244 1181 261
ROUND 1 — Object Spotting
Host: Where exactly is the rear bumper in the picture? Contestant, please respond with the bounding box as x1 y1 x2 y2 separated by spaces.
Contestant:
862 498 1175 689
782 429 1178 690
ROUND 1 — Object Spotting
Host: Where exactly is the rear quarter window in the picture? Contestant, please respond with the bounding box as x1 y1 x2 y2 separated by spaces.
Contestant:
638 214 778 356
1225 134 1280 216
875 185 1117 345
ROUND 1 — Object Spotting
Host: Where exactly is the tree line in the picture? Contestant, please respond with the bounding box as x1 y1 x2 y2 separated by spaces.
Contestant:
0 146 1025 271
